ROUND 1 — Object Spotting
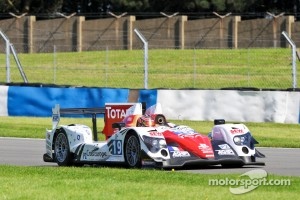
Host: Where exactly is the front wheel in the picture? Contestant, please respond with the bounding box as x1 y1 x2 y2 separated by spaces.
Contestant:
124 133 141 168
54 131 72 166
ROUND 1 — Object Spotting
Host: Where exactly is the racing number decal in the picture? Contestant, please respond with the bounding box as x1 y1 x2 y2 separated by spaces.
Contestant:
111 140 122 155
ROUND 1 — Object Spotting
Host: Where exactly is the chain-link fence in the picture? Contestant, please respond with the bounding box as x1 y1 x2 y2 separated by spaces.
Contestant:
0 42 298 90
0 17 299 90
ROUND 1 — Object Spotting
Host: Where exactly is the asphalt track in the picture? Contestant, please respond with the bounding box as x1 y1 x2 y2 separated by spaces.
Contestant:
0 137 299 177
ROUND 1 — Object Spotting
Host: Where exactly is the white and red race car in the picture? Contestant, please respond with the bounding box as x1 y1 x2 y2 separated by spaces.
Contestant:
43 102 265 168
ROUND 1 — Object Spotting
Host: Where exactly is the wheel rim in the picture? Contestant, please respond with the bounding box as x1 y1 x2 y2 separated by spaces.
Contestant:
55 133 68 163
126 135 140 167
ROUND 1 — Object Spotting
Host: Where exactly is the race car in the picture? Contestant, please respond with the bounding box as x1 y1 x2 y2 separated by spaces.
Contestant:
43 102 265 168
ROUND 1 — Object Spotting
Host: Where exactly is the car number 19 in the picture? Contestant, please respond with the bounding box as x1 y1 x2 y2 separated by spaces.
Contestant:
112 140 122 155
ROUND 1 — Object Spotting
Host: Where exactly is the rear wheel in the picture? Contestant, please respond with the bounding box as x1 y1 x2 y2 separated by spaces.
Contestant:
124 133 141 168
54 131 72 166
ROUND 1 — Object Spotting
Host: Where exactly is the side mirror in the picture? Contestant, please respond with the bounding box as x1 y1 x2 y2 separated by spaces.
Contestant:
112 122 125 131
214 119 225 125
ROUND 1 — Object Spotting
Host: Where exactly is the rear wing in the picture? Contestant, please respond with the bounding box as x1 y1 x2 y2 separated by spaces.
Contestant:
51 102 146 141
52 104 106 141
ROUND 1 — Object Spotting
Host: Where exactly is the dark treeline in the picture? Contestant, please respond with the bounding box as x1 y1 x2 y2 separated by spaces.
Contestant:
0 0 300 19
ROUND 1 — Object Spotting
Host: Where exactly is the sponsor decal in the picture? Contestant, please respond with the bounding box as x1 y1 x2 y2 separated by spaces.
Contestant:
149 131 162 137
105 106 127 119
230 129 244 134
198 143 210 150
103 104 134 137
198 143 214 155
168 146 191 158
172 151 190 158
216 144 235 155
177 133 200 138
83 147 108 159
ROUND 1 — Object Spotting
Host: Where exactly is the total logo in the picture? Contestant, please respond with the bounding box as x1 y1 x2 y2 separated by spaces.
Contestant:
216 144 234 155
105 106 127 119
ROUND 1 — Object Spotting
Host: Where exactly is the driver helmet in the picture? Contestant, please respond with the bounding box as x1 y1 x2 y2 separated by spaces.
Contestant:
137 115 154 127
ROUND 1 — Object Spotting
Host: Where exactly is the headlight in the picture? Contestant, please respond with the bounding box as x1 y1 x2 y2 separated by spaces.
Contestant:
233 136 241 145
240 136 245 143
234 136 246 145
152 139 158 147
142 135 166 153
159 140 166 146
233 132 255 148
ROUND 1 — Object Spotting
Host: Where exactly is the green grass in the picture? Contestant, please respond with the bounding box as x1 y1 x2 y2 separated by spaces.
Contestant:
1 116 299 148
0 166 298 200
0 48 298 89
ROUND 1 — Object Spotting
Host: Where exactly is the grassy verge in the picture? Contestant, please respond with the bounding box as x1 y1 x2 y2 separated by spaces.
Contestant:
0 166 298 200
0 116 299 148
0 48 298 89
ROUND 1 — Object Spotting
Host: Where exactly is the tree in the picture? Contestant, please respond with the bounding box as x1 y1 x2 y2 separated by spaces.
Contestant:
0 0 298 18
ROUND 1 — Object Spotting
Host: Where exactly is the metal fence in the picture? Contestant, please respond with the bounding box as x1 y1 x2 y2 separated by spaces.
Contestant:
0 28 299 90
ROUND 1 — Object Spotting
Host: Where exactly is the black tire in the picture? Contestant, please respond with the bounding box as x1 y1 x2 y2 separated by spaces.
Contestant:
54 130 72 166
124 133 142 168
